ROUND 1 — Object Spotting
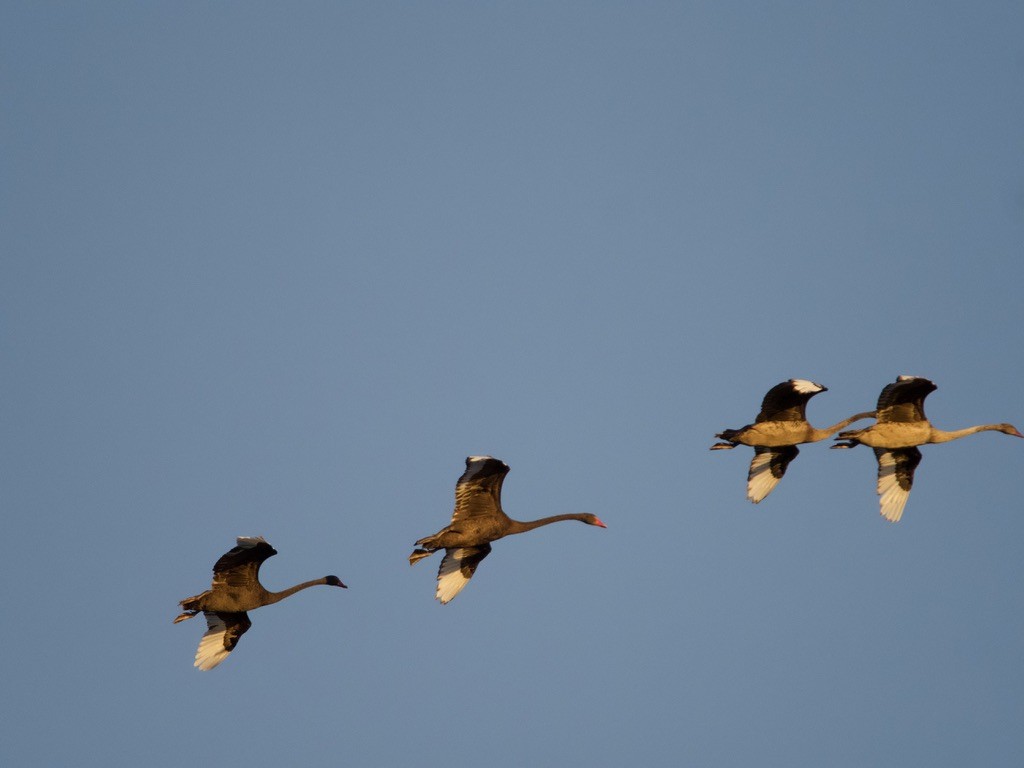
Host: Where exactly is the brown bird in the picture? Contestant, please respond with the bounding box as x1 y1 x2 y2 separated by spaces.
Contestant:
711 379 875 503
832 375 1023 522
174 537 346 670
409 456 606 604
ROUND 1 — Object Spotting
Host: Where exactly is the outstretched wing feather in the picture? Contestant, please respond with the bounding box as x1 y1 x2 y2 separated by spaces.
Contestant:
756 380 822 423
747 445 799 503
874 447 922 522
451 457 510 522
435 545 492 604
211 537 277 590
195 611 252 671
876 377 936 423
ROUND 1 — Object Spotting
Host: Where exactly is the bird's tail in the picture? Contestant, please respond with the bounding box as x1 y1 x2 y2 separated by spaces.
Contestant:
710 430 739 450
831 429 862 449
409 548 434 566
173 593 204 622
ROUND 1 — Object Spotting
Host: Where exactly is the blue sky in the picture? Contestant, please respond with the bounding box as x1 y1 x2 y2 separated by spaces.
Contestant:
3 3 1023 766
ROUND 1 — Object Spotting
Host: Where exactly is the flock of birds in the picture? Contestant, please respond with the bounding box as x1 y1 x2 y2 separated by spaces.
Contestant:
712 375 1021 521
175 455 605 669
175 374 1019 670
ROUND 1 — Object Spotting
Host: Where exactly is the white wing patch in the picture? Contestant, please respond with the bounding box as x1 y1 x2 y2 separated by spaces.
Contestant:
876 450 910 523
194 613 233 671
436 549 477 604
747 450 783 503
791 379 824 394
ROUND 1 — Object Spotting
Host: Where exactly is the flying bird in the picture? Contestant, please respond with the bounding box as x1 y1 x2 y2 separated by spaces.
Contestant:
174 536 346 670
409 456 606 604
711 379 875 502
832 375 1023 522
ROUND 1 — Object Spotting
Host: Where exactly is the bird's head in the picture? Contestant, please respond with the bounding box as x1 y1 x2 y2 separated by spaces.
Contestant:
325 575 348 588
581 514 607 528
998 423 1024 438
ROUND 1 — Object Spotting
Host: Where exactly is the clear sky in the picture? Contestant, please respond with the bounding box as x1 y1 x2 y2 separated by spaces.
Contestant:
3 3 1023 766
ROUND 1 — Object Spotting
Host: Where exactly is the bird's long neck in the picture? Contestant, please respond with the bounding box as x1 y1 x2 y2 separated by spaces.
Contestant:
506 513 590 535
264 577 332 605
812 411 876 440
928 424 1005 444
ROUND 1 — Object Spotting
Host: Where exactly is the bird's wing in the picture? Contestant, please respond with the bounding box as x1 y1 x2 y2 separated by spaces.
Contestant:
874 447 922 522
211 536 277 591
194 611 252 671
747 445 799 503
756 380 824 423
876 377 936 423
451 456 511 523
435 544 492 604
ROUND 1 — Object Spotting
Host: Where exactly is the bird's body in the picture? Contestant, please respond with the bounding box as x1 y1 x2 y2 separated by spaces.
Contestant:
410 456 606 604
711 379 875 503
833 420 933 449
174 536 346 670
832 375 1023 522
716 419 843 448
